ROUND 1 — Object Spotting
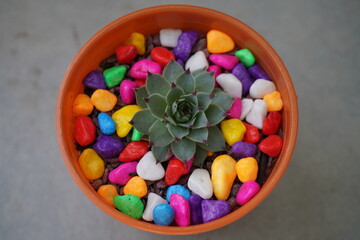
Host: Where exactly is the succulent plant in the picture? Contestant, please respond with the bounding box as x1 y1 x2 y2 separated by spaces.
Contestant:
131 60 234 166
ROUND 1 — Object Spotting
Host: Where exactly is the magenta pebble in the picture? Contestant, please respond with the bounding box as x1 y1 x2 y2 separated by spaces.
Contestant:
236 181 260 205
227 97 242 119
232 63 254 95
208 65 221 88
170 193 190 226
129 59 162 79
109 161 138 185
209 54 238 70
120 80 139 104
248 63 271 80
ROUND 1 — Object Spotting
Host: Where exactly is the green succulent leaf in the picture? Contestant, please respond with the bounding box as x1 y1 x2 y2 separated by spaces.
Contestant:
146 94 167 120
211 91 234 112
135 87 149 109
177 117 196 129
197 92 211 111
192 68 206 76
175 71 195 94
205 104 226 126
194 72 215 94
181 93 198 106
131 109 157 134
149 120 173 146
166 84 184 106
167 124 189 140
198 126 226 151
163 60 185 82
186 127 208 143
171 137 196 162
164 106 176 125
192 111 208 129
152 145 171 162
193 146 208 167
146 73 170 96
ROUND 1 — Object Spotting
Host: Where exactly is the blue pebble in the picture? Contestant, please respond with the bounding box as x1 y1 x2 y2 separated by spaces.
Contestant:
98 113 116 135
153 204 174 226
166 185 191 202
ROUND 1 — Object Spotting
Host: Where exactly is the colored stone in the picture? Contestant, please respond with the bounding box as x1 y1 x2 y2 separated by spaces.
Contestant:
142 193 167 222
209 54 238 70
97 184 118 206
74 115 96 146
227 97 242 119
248 64 270 80
170 193 190 226
151 46 176 67
129 59 162 79
131 128 142 141
112 105 141 137
173 30 199 61
136 151 165 181
258 135 283 157
249 79 276 99
118 141 149 162
235 49 256 67
103 65 127 88
124 32 146 55
153 204 175 226
114 194 144 219
243 123 260 143
159 28 182 47
221 119 246 146
239 98 254 120
262 111 282 135
231 63 254 96
82 70 106 90
79 148 105 180
116 45 137 64
207 30 235 53
124 176 148 198
211 155 237 200
201 200 230 223
97 112 116 135
90 89 117 112
185 51 209 72
73 94 93 116
246 99 268 129
236 181 260 205
216 73 242 98
164 157 187 186
108 161 138 185
231 141 257 159
236 157 259 183
166 185 191 202
189 194 203 225
93 135 124 159
188 169 213 199
263 91 284 112
120 79 138 104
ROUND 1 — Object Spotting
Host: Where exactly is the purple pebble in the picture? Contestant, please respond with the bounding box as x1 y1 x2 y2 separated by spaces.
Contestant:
248 64 271 80
173 30 199 61
82 70 107 89
201 200 230 223
189 194 203 225
231 141 257 158
232 63 254 96
176 59 185 68
93 136 124 159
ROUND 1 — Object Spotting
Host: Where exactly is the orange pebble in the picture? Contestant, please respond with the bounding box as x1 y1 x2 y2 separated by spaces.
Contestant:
90 89 117 112
236 157 258 183
207 30 235 53
207 151 214 157
97 185 118 206
123 176 148 198
124 32 146 55
263 91 284 111
73 94 93 116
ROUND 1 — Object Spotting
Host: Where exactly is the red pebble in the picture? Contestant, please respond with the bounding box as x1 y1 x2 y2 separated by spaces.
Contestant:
258 135 283 157
134 79 146 87
164 157 188 186
116 45 137 64
262 111 282 135
74 115 96 146
243 123 260 143
118 141 149 162
151 46 176 67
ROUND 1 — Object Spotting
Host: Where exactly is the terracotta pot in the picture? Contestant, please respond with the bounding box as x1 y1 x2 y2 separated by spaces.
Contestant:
56 5 298 235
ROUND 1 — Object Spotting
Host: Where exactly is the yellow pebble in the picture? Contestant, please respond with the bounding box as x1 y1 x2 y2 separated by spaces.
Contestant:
90 89 117 112
79 149 105 180
124 32 145 55
236 157 258 183
73 94 94 116
97 184 118 206
220 119 246 146
112 105 141 137
211 155 237 200
263 91 283 111
207 30 235 54
124 176 148 198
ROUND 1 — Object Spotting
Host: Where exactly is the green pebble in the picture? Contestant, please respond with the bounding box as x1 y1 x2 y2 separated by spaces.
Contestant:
114 194 144 219
131 128 143 141
235 49 255 68
103 65 127 88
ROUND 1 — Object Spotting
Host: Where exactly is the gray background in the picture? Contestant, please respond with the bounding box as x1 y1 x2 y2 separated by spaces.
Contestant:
1 0 359 239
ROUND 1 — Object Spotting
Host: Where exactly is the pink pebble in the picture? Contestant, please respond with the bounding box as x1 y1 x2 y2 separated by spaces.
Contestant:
209 54 239 70
109 161 138 185
170 193 190 226
185 157 194 174
227 97 242 119
129 59 162 79
236 181 260 205
120 80 139 104
207 65 221 88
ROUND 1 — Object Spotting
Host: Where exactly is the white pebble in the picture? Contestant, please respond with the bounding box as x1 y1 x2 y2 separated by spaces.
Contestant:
216 73 242 98
142 193 168 221
185 51 209 72
136 151 165 181
249 79 276 98
188 169 213 199
240 98 254 120
246 99 268 129
159 28 182 47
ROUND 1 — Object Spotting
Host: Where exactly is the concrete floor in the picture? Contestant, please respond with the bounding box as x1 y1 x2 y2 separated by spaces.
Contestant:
1 0 359 239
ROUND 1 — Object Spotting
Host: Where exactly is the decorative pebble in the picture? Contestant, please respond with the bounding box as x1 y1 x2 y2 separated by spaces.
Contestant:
116 45 137 64
136 151 165 181
236 157 258 183
109 161 138 185
79 148 105 180
220 119 246 146
185 157 194 174
243 123 260 143
166 185 191 202
170 193 190 226
103 65 127 88
97 112 116 135
129 59 162 79
73 94 94 116
118 141 149 162
173 30 199 61
185 51 209 72
142 193 167 222
130 128 142 141
232 63 254 96
90 89 117 112
97 184 118 206
188 169 213 199
201 200 230 223
263 91 283 112
216 73 242 98
209 54 238 70
120 80 138 104
124 32 146 55
258 135 283 157
74 115 96 146
207 30 235 53
159 28 182 47
262 111 282 135
82 70 106 90
189 194 203 225
236 181 260 205
114 194 144 219
249 79 276 99
227 97 242 119
134 79 146 87
211 155 237 200
151 46 176 67
246 99 268 129
207 65 222 87
231 141 257 159
235 49 255 67
124 176 148 198
112 105 141 137
153 204 175 226
239 98 254 120
164 157 187 186
93 135 124 159
248 64 270 80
